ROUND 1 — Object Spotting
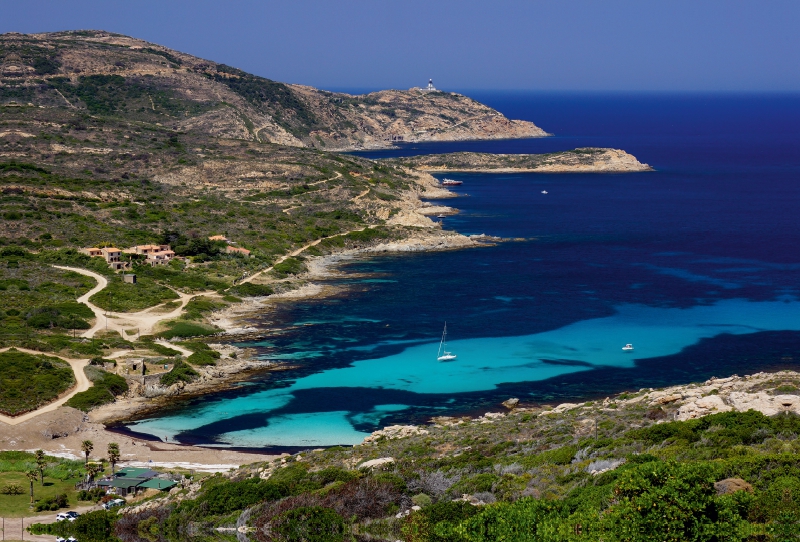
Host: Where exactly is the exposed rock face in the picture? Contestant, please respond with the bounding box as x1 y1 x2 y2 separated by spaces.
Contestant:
620 373 800 422
385 148 652 173
357 457 395 470
715 478 753 496
362 425 429 444
0 31 546 151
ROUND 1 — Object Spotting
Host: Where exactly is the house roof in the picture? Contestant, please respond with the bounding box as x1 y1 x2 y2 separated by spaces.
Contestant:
137 479 177 490
99 477 148 489
116 467 158 478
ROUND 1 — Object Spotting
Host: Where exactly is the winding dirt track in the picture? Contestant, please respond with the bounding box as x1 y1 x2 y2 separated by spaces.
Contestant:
238 225 373 285
53 266 210 338
0 347 91 426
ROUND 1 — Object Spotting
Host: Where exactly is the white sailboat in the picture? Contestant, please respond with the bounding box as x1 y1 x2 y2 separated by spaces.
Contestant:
437 322 457 361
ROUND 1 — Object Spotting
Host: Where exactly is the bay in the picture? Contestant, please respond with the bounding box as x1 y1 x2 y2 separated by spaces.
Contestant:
122 93 800 451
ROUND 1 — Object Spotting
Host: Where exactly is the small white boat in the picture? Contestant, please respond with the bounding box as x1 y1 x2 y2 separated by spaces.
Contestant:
437 214 446 219
437 322 457 361
541 190 548 194
441 179 463 186
622 344 634 351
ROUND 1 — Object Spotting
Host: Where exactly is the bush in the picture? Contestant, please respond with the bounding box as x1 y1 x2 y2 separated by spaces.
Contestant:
140 341 181 357
0 350 75 416
89 276 179 312
66 370 128 411
272 257 305 277
158 321 218 339
198 478 289 515
412 493 432 507
1 483 23 495
186 348 220 366
77 487 107 502
35 492 69 511
272 506 346 542
159 360 199 386
228 282 274 297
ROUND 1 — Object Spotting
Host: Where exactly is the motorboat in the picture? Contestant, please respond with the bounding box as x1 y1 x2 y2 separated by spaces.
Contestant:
437 322 457 361
622 344 634 351
441 179 463 186
541 190 548 194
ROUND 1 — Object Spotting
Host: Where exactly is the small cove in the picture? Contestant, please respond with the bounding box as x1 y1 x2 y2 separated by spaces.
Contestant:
121 93 800 450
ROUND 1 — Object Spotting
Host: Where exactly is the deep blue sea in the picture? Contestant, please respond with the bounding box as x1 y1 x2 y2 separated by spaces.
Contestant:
121 93 800 451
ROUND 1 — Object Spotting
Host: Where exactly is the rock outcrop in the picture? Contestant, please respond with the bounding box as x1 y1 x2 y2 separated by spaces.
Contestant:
384 148 652 173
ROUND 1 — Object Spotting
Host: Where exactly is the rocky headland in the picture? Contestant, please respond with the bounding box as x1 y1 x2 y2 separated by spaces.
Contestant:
385 147 653 173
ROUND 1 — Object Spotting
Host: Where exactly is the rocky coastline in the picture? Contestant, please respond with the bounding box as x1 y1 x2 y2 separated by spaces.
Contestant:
385 148 653 173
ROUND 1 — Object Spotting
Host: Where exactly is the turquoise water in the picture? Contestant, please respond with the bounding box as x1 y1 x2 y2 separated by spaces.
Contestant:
120 94 800 449
127 297 800 447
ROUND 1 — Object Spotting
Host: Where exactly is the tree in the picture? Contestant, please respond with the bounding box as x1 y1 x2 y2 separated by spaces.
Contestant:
108 443 120 475
27 470 38 504
34 449 47 486
81 440 94 465
86 462 103 483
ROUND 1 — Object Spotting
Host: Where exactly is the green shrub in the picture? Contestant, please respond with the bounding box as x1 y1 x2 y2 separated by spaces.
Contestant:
0 350 75 416
186 349 220 366
272 506 346 542
89 276 179 312
159 360 199 386
1 483 24 495
35 492 69 511
272 257 305 277
412 493 433 507
140 341 181 357
197 478 289 515
228 282 273 297
158 321 218 339
77 487 107 502
66 370 128 412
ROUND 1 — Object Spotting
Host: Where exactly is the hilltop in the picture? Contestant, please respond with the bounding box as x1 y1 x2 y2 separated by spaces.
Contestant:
0 30 546 151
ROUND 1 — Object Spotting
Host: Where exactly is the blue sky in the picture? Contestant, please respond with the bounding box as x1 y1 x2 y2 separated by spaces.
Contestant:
4 0 799 92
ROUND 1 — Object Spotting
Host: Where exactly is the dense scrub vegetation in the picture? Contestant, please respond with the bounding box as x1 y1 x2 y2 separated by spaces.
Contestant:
28 406 798 541
0 349 75 415
66 365 128 411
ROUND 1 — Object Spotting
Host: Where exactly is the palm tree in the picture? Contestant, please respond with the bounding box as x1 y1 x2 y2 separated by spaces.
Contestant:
85 462 102 483
81 440 94 465
108 443 120 475
34 449 46 486
26 470 38 504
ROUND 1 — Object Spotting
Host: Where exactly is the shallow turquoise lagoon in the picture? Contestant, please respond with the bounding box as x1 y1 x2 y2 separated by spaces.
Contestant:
127 297 800 447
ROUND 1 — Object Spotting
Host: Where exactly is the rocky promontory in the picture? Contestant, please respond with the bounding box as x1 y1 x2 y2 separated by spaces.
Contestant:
386 148 653 173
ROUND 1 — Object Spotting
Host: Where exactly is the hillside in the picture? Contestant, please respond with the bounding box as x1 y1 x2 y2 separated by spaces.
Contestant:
0 30 546 151
30 370 800 541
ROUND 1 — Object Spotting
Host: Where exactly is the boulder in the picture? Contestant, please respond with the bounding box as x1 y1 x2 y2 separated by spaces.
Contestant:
358 457 395 470
714 478 753 496
650 393 682 406
676 395 731 421
502 398 520 409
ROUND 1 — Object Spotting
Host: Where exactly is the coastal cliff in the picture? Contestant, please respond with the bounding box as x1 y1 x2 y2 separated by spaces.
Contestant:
385 147 653 173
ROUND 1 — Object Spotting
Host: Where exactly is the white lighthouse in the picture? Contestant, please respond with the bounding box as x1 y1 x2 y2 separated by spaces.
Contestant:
426 79 437 91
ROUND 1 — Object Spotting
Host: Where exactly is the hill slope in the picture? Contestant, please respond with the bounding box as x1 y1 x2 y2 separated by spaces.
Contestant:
0 30 546 150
